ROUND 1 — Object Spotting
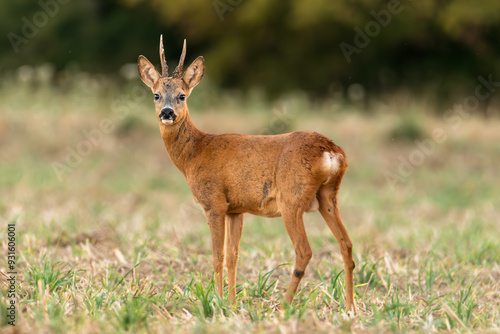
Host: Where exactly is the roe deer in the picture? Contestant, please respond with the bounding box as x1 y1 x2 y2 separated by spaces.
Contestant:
137 36 356 313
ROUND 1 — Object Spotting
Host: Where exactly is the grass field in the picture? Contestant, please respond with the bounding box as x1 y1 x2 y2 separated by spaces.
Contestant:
1 78 499 333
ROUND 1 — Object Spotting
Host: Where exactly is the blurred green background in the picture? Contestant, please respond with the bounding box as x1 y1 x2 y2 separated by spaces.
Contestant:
2 0 500 107
1 2 500 332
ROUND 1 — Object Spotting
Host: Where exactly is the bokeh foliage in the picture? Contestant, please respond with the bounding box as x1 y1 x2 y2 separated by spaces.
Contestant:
2 0 500 101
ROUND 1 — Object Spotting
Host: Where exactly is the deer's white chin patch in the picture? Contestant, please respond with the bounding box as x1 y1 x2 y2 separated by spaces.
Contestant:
161 119 174 125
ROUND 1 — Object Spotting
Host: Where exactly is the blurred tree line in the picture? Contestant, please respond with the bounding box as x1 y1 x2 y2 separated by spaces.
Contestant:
2 0 500 105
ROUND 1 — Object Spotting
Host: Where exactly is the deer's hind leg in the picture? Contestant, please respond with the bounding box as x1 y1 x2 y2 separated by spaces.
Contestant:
318 182 356 314
278 192 313 305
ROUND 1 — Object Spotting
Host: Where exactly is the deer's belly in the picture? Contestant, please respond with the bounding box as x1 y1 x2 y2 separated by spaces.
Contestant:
226 198 281 218
256 198 281 217
239 197 319 217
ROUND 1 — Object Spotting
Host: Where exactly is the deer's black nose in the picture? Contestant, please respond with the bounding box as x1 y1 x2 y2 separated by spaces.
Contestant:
159 108 176 120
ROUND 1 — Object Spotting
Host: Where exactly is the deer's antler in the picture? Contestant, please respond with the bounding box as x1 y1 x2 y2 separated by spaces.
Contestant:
159 35 168 78
172 39 186 78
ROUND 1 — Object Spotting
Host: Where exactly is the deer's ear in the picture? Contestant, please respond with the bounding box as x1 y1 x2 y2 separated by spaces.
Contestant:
138 55 160 89
183 56 205 91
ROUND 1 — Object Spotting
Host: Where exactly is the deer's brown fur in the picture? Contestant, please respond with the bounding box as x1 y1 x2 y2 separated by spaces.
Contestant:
137 36 356 313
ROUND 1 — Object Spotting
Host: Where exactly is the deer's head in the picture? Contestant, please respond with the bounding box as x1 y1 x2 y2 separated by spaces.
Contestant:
137 36 205 126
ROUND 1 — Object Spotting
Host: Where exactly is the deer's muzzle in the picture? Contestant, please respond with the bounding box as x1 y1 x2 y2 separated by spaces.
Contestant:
159 108 177 124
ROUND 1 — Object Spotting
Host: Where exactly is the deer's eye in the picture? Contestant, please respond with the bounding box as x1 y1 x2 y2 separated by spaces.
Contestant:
179 94 186 102
154 94 160 101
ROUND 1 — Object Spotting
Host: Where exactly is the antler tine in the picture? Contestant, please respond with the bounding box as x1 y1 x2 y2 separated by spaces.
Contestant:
172 39 187 78
159 34 168 77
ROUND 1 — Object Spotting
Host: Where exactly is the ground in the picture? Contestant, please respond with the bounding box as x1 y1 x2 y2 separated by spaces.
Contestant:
0 79 499 333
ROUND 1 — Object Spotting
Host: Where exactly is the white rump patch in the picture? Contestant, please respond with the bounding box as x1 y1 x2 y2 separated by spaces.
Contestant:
322 152 341 174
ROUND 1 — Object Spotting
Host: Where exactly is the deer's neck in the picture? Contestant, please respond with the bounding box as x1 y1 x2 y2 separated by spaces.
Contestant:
159 112 204 175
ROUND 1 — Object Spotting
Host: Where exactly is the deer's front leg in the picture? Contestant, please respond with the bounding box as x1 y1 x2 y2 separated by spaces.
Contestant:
205 210 226 298
226 213 244 303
